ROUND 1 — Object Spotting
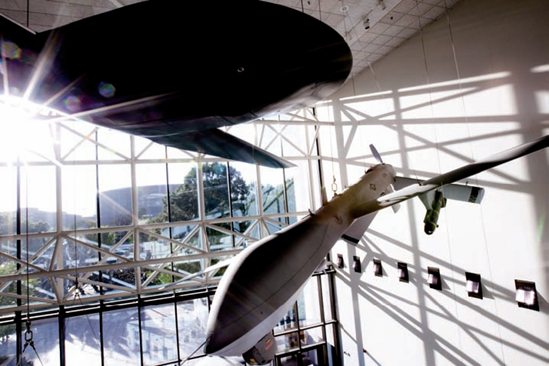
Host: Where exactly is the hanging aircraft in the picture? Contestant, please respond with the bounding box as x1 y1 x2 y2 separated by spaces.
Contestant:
180 135 549 365
0 0 352 168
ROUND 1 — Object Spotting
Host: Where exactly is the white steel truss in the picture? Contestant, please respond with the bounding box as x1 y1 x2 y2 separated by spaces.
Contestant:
0 105 323 315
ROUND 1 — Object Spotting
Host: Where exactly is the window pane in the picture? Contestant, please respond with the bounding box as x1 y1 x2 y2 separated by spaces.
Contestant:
321 275 334 322
136 164 167 224
281 124 309 155
103 308 141 364
275 331 299 353
0 239 17 269
22 166 57 233
301 347 321 366
285 161 311 213
139 231 171 261
202 163 229 219
59 123 96 161
62 165 97 230
141 303 178 365
0 166 17 236
229 162 258 217
326 324 337 366
97 129 130 160
65 314 101 365
298 278 321 327
101 266 137 289
20 317 59 365
171 225 202 253
99 165 133 227
300 327 324 347
279 353 300 366
207 225 233 252
168 163 199 222
274 304 297 334
177 298 209 359
0 323 16 366
260 167 286 216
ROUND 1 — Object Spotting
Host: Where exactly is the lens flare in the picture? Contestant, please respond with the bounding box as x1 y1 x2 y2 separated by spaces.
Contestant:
98 82 116 98
63 95 82 112
1 41 21 59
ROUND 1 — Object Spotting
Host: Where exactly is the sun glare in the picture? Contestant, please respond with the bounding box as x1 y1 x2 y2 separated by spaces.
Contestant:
0 95 59 164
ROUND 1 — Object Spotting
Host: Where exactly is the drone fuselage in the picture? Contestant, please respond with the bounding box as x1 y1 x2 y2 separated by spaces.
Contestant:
204 164 396 356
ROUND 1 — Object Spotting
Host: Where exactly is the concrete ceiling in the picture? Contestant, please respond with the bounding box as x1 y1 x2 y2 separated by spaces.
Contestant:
0 0 462 78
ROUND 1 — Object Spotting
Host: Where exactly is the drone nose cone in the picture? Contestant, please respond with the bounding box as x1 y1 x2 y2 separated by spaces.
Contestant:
384 164 396 177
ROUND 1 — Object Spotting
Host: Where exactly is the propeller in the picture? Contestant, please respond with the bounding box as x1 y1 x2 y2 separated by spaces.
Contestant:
369 144 384 164
369 144 401 213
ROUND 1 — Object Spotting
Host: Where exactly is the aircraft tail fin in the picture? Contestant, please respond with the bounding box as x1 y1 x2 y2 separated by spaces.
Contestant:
341 212 378 245
383 184 401 213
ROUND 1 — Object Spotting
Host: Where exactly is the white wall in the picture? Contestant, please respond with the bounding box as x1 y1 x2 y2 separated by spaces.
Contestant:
325 0 549 364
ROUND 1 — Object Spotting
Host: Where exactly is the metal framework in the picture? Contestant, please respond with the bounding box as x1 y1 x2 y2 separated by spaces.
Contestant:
0 106 329 315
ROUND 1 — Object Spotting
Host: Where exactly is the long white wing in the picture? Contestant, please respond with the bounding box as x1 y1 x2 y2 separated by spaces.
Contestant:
394 176 484 209
378 135 549 209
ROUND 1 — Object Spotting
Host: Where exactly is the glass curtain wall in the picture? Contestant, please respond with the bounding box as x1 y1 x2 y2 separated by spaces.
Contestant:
0 105 338 365
0 109 319 311
0 273 337 366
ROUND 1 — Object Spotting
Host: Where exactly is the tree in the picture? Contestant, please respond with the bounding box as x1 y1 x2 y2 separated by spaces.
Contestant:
157 162 251 223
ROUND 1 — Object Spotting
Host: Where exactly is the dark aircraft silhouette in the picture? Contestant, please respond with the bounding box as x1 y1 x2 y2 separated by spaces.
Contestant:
0 0 352 168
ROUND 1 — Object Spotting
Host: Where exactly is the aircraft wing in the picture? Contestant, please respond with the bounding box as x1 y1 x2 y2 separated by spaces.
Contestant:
378 135 549 209
394 176 484 209
148 128 295 169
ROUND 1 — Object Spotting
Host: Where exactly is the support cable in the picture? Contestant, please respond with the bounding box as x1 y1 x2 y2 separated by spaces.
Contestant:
442 1 506 362
415 0 464 356
18 168 44 366
62 121 103 366
180 337 210 364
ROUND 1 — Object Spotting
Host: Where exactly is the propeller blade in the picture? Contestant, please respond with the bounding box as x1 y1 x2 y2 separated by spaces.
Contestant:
369 144 384 164
370 144 400 211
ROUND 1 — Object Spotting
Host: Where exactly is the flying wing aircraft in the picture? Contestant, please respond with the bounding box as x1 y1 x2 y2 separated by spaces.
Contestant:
0 0 352 168
190 135 549 365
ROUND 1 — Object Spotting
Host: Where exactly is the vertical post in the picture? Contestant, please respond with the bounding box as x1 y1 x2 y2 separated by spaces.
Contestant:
137 296 144 366
164 148 182 364
16 158 22 365
55 124 64 303
99 302 105 366
255 162 267 238
332 103 348 189
196 162 210 277
130 137 141 292
94 131 106 366
327 270 341 366
59 306 66 366
225 161 235 247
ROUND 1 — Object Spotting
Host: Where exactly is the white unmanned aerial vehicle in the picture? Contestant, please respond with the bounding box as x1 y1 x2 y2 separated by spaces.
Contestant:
185 135 549 365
